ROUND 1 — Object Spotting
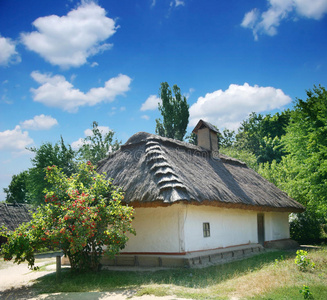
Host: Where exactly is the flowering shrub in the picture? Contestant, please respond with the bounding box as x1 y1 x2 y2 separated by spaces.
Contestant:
1 162 135 272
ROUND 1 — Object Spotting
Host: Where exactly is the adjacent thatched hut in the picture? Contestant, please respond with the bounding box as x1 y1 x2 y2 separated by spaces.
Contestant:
0 202 33 246
96 120 304 267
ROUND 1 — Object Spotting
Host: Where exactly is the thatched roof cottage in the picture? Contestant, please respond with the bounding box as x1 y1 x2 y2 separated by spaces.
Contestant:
0 203 33 246
97 120 304 267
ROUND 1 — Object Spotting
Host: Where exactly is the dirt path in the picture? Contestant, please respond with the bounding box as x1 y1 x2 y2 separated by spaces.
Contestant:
0 258 188 300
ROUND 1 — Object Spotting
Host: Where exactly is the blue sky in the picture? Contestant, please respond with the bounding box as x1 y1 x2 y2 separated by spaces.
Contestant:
1 0 327 200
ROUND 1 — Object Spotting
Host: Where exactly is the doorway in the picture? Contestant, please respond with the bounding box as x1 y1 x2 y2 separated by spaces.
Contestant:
257 213 265 246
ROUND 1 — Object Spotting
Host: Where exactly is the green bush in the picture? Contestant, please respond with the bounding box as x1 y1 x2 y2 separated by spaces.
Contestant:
300 285 314 299
290 210 323 244
295 250 315 272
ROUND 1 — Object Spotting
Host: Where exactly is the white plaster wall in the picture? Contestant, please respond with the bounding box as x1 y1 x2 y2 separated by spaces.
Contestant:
122 204 291 254
265 212 290 241
183 205 258 252
121 204 184 253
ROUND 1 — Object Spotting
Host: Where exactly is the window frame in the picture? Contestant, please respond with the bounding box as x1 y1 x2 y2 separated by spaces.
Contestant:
203 222 210 237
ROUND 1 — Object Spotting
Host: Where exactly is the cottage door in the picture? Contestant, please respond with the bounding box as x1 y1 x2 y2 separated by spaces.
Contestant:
257 214 265 246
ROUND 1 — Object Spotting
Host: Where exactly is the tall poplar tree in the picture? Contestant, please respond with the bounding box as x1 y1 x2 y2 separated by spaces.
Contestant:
155 82 189 141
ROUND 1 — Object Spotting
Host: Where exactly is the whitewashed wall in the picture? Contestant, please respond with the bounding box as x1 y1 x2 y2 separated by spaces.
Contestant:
183 205 258 252
121 204 184 253
264 212 290 242
122 204 291 254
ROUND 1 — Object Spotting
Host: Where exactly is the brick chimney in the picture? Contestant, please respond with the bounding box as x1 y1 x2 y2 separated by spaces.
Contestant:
192 119 219 159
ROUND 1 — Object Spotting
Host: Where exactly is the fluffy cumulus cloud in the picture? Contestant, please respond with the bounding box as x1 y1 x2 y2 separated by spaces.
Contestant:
0 35 21 66
189 83 291 130
20 114 58 130
21 2 117 68
0 126 33 151
242 0 327 40
30 71 132 112
140 95 162 111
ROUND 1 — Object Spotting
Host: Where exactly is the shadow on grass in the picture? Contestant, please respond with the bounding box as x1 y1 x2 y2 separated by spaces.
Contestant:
30 250 298 294
0 285 38 300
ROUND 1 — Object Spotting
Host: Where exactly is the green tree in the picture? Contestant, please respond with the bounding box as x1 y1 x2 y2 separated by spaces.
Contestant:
220 128 236 148
220 147 258 171
27 137 76 205
1 162 135 272
281 85 327 214
77 121 121 165
257 136 284 164
3 171 29 203
156 82 189 141
235 111 291 163
235 112 263 155
258 85 327 242
186 132 197 145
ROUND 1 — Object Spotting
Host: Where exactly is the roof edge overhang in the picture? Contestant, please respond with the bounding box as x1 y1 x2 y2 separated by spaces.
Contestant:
122 199 305 213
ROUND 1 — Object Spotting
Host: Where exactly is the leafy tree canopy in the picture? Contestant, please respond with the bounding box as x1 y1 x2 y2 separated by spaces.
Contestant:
26 137 76 205
235 110 291 163
77 121 121 165
156 82 189 141
258 85 327 242
219 128 236 148
281 85 327 213
3 171 29 203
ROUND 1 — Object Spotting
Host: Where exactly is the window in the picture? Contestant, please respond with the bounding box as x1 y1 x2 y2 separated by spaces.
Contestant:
203 222 210 237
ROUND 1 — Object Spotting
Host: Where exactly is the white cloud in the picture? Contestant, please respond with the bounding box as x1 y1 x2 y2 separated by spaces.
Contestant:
242 0 327 40
294 0 327 19
0 35 21 66
30 71 132 112
141 115 150 120
189 83 291 130
21 2 117 68
172 0 185 7
241 9 260 29
0 126 33 151
140 95 162 111
20 114 58 130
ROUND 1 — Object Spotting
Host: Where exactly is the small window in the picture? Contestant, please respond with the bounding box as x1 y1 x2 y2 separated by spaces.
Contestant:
203 222 210 237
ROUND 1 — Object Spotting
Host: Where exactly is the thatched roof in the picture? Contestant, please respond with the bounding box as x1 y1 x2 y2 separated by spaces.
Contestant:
193 119 219 133
0 203 33 231
97 132 305 213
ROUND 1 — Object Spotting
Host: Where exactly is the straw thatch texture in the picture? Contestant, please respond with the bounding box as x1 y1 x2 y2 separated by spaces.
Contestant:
97 132 305 212
0 203 33 231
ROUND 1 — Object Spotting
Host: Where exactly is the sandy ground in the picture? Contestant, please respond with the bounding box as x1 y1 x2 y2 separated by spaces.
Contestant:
0 258 188 300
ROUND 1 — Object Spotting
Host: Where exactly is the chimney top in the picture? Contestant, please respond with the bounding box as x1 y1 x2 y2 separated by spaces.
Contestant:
192 119 219 159
192 119 219 134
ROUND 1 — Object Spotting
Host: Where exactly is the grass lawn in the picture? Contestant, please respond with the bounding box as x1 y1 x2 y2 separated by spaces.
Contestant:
31 247 327 299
